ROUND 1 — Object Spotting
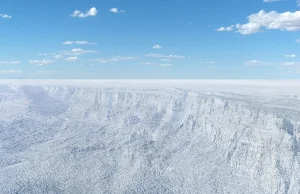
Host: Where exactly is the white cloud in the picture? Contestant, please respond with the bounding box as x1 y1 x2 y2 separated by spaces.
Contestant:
263 0 281 2
153 45 162 49
0 70 22 73
279 61 300 74
70 7 98 18
110 8 118 13
110 8 125 13
62 41 97 45
65 56 80 61
281 61 300 66
216 25 234 32
298 0 300 6
297 38 300 43
54 55 64 59
199 61 216 64
146 53 185 59
36 53 65 59
218 10 300 34
38 53 48 56
138 62 153 65
160 59 172 62
91 56 137 64
0 14 12 19
0 61 20 64
236 23 261 34
160 64 172 67
285 54 296 58
61 48 97 56
71 48 83 52
29 59 54 66
244 60 269 66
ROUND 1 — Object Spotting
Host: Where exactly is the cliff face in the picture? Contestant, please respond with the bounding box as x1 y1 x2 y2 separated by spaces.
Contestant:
0 81 299 194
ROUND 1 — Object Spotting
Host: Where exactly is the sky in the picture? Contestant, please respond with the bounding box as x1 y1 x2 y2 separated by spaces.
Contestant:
1 0 300 79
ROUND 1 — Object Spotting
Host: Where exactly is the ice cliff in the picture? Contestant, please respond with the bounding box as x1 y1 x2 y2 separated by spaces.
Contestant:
0 80 299 194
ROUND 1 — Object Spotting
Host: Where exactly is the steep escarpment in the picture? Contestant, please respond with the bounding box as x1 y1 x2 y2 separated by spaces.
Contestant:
0 84 299 194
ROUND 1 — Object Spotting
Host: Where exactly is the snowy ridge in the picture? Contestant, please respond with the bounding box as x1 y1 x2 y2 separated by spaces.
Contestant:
0 80 299 193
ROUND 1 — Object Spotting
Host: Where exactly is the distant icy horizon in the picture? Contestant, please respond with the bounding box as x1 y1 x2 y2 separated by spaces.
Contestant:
1 79 300 85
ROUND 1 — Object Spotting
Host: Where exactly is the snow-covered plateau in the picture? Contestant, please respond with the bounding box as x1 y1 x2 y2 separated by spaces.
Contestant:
0 80 300 194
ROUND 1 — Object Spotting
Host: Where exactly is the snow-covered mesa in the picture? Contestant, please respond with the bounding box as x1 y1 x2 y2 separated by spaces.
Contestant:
0 80 299 194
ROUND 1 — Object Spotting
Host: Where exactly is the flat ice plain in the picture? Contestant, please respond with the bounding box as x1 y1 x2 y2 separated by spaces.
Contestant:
0 80 300 194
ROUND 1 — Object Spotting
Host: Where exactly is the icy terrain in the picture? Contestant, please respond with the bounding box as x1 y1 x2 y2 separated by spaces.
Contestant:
0 80 300 194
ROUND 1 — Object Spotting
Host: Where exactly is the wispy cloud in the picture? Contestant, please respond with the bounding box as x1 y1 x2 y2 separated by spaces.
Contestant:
218 10 300 34
199 61 216 64
91 56 137 64
29 59 54 66
153 45 162 49
279 61 300 74
62 41 97 45
53 55 64 59
297 38 300 43
216 25 234 32
160 64 172 67
0 70 22 73
61 48 97 56
0 61 20 64
146 53 185 59
160 59 172 62
263 0 281 2
65 56 80 61
110 8 125 13
281 61 300 66
0 14 12 19
138 62 154 65
244 60 269 66
70 7 98 18
38 53 48 56
285 54 296 58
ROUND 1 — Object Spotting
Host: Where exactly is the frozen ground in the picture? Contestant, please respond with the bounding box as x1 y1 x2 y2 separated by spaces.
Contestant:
0 80 299 194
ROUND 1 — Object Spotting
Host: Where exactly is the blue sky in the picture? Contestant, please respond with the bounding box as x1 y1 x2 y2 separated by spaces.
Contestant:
1 0 300 79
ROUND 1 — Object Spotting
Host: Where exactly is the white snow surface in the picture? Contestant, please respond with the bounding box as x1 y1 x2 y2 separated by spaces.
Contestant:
0 80 300 194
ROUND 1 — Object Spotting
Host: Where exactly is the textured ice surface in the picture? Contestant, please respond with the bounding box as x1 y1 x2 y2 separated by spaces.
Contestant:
0 80 300 194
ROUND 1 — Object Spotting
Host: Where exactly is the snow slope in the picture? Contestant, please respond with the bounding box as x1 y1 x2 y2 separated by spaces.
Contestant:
0 80 299 194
